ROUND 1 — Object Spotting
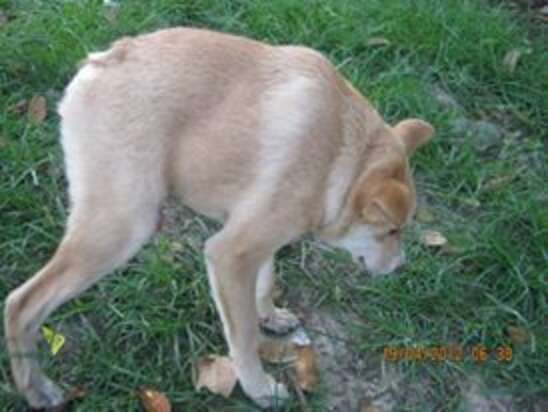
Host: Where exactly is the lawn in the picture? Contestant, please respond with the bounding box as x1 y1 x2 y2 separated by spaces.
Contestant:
0 0 546 411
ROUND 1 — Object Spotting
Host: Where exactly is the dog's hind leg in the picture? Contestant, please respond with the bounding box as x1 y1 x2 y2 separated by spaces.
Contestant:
4 195 162 409
256 258 300 335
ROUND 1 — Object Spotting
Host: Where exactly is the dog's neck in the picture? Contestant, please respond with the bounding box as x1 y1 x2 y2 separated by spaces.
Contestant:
317 85 392 239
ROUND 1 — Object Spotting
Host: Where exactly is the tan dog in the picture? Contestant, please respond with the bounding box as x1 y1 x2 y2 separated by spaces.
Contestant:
4 28 434 409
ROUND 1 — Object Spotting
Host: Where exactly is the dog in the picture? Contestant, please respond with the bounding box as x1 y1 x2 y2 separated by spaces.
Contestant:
4 27 434 409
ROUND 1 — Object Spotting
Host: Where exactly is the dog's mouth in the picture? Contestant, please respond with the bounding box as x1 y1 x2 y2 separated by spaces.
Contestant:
356 256 406 277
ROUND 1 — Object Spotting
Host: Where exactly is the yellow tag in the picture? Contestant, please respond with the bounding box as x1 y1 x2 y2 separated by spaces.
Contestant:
41 326 65 355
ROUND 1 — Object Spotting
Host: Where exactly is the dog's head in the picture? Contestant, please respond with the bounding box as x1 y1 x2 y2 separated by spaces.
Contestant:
325 118 434 275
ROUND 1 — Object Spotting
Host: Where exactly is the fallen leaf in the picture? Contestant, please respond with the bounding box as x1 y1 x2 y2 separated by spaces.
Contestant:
138 387 171 412
28 95 47 123
41 325 65 355
502 49 530 74
506 326 529 345
294 345 318 392
259 337 297 364
360 396 384 412
502 49 521 74
63 385 88 405
366 37 391 47
415 206 436 223
195 355 237 398
361 404 382 412
420 230 447 247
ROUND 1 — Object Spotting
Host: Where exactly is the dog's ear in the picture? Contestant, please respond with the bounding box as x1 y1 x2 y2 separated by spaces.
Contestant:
360 179 411 226
393 119 434 155
354 171 411 226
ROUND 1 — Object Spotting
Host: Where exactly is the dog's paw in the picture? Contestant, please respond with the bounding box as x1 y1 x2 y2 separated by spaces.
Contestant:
246 374 289 409
260 308 300 336
26 375 65 410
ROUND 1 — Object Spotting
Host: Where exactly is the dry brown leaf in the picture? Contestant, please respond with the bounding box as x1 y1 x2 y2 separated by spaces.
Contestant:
420 230 447 247
195 355 237 398
361 404 382 412
259 337 297 364
65 385 88 402
28 95 47 123
367 37 391 47
138 387 172 412
360 397 383 412
506 326 529 345
415 206 436 223
294 345 318 392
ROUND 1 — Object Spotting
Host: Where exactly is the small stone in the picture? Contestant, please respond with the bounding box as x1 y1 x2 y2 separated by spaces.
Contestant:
471 121 503 151
452 117 472 134
454 118 503 151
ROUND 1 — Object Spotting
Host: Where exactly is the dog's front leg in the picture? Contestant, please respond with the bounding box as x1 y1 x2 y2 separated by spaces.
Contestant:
204 233 289 408
256 258 300 335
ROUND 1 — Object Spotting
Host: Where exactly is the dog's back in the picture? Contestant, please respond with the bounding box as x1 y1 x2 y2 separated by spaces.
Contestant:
59 27 348 221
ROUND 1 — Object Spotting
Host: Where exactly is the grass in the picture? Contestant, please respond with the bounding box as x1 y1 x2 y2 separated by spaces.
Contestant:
0 0 546 411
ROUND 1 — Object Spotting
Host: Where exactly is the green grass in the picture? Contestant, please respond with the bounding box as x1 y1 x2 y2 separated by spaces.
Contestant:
0 0 546 411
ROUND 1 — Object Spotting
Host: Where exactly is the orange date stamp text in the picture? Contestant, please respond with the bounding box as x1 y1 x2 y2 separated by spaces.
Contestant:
383 345 512 363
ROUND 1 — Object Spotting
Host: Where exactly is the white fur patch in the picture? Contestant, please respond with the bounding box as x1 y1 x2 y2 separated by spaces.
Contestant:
256 259 275 317
256 75 319 190
327 224 403 275
75 63 100 82
57 62 101 119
